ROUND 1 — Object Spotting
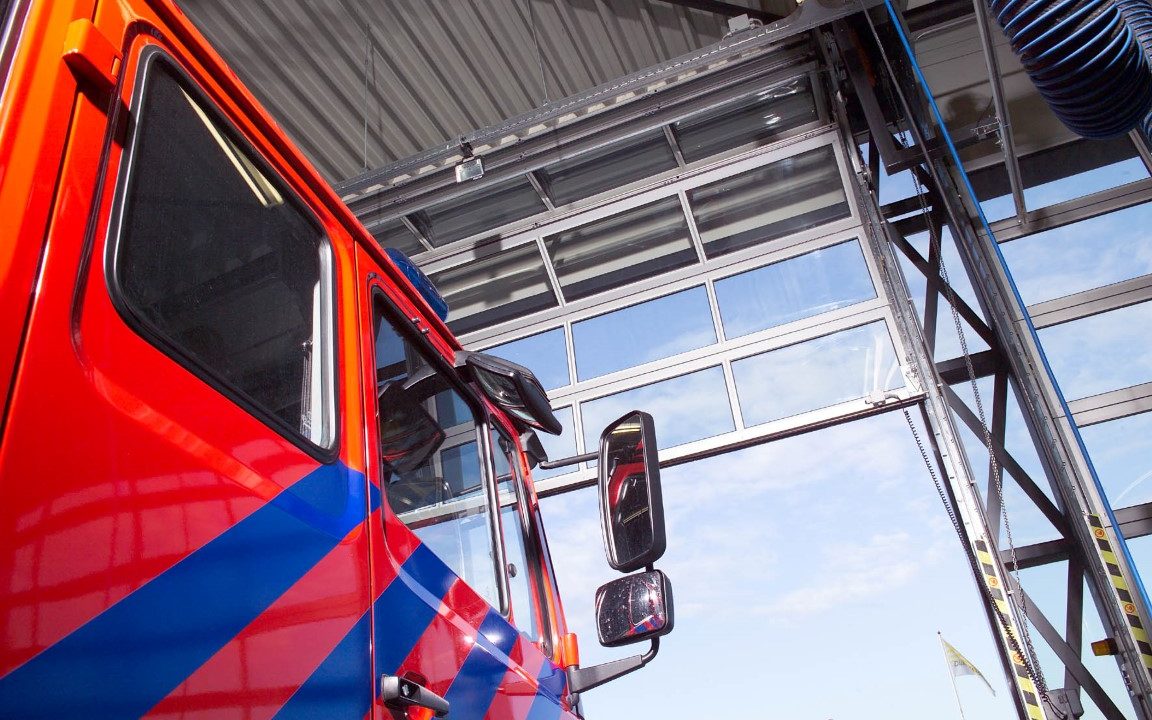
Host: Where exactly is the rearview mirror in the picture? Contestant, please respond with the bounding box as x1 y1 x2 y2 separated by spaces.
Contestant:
596 569 675 647
598 411 665 572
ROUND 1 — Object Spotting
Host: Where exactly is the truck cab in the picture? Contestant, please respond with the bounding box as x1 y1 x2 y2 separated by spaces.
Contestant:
0 1 671 717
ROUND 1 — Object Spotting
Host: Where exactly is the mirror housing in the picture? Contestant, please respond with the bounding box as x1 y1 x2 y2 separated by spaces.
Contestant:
596 570 675 647
520 430 548 469
456 351 562 435
598 411 665 572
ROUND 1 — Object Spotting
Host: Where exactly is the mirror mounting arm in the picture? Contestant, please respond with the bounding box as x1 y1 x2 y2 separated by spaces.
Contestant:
565 639 660 695
538 451 596 470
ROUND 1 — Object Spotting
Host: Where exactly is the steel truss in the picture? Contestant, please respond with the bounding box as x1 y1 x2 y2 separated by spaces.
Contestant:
827 8 1152 719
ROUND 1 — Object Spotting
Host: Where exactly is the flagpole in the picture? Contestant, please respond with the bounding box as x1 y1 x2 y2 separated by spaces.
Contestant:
939 632 968 720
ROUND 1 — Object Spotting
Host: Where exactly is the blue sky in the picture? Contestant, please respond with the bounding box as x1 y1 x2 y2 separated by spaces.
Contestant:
540 413 1020 720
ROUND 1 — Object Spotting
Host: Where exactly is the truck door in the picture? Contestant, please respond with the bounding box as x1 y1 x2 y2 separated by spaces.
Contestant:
0 10 373 716
356 248 572 720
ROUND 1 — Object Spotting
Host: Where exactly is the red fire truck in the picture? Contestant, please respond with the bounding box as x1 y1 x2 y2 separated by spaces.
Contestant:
0 1 673 717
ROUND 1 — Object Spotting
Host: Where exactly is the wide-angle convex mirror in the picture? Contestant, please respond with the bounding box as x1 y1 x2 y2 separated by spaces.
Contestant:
598 411 666 573
595 569 675 647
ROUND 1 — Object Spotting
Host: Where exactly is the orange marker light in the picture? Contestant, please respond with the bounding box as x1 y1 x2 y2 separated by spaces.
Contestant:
1091 638 1119 656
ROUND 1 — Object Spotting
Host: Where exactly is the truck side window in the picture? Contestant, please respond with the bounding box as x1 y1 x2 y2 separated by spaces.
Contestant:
492 429 552 652
111 57 334 449
372 296 501 608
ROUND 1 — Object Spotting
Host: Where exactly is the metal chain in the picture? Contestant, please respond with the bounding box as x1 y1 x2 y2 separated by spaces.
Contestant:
899 155 1055 709
902 408 1065 718
912 173 1050 691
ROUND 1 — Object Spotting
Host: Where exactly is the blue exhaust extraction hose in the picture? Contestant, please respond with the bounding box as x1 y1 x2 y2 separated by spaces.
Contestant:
988 0 1152 137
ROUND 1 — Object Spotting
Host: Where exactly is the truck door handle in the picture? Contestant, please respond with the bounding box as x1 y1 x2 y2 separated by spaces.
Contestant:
380 674 450 717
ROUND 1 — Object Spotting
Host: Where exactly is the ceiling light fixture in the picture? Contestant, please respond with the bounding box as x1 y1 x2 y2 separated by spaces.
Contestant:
454 140 483 183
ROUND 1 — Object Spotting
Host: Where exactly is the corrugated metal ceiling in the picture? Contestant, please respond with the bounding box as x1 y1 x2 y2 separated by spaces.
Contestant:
176 0 786 185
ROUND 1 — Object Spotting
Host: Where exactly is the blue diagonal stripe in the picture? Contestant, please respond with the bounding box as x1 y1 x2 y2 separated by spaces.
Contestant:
272 610 373 720
525 658 564 718
0 462 373 720
534 656 567 706
374 547 443 676
441 610 519 720
274 542 460 719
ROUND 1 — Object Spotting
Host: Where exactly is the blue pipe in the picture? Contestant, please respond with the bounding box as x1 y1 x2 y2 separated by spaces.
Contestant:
988 0 1152 137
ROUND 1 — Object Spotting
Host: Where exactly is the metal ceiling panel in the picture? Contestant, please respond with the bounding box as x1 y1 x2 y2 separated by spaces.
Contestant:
176 0 762 184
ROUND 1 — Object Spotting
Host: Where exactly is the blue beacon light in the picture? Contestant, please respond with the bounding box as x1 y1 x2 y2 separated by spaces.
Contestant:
386 248 450 322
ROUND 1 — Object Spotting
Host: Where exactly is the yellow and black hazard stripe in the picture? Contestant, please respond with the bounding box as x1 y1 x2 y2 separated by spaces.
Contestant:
974 538 1047 720
1087 514 1152 683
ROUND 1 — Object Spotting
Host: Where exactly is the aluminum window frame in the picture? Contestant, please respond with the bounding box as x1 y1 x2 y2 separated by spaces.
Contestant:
435 131 860 344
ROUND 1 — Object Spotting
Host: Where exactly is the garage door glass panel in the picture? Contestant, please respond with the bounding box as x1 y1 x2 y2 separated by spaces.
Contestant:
486 328 571 391
545 196 697 301
715 240 876 339
431 244 557 335
533 406 577 481
370 218 425 257
1078 411 1152 509
573 286 716 381
674 76 818 163
999 202 1152 305
1038 300 1152 399
581 366 733 451
416 176 547 246
688 145 849 258
733 322 903 426
539 130 679 206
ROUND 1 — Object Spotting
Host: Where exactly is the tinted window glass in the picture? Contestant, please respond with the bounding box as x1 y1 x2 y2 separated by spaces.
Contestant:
372 297 501 608
674 77 818 163
545 197 698 301
688 145 849 258
115 60 333 447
